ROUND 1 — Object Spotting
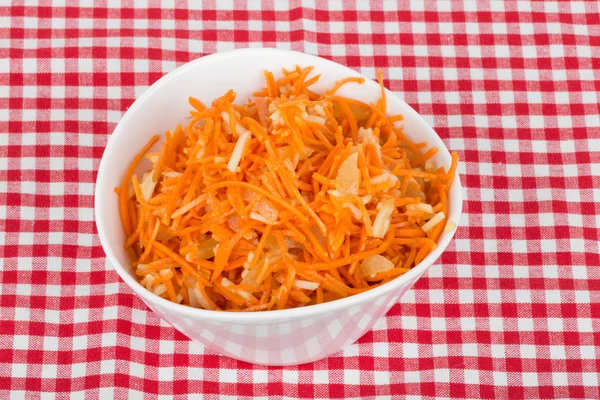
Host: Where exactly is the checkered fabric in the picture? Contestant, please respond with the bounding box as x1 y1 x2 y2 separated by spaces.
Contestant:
1 0 599 398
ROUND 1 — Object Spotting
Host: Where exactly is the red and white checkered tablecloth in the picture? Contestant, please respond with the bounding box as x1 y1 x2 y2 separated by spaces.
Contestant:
1 1 599 398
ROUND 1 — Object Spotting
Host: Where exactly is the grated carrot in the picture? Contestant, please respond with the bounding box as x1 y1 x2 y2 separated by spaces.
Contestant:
336 97 358 140
326 76 366 96
189 96 206 112
118 135 159 236
411 147 438 168
377 70 386 113
118 67 458 311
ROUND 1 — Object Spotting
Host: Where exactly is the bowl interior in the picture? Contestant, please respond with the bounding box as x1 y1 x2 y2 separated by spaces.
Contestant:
95 48 462 320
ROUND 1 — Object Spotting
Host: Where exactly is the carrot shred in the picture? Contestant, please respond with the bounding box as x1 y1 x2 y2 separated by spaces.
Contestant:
336 97 358 140
118 67 458 311
212 221 259 281
411 147 438 168
377 70 386 113
189 96 206 112
326 76 365 96
119 135 159 236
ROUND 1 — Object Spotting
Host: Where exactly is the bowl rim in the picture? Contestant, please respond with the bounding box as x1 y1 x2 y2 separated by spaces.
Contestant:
95 47 463 323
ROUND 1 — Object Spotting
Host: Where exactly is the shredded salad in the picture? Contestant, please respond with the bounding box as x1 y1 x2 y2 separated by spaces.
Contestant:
116 66 458 312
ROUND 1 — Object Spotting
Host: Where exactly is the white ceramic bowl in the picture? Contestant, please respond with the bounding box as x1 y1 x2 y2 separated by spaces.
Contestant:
95 48 462 365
